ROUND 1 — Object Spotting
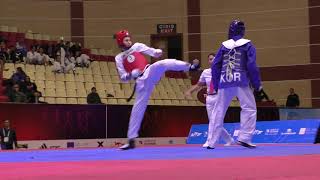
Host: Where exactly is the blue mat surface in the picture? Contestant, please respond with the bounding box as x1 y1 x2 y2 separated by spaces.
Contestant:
0 144 319 163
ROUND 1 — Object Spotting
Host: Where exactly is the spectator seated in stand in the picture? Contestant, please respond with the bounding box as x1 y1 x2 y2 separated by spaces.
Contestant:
0 41 9 62
35 47 52 65
26 46 39 64
75 50 91 68
10 67 27 84
8 45 23 63
7 84 27 103
87 87 102 104
52 47 75 74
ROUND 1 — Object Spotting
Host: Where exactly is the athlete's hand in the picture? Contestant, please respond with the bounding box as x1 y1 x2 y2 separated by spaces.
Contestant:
154 49 163 58
131 69 142 79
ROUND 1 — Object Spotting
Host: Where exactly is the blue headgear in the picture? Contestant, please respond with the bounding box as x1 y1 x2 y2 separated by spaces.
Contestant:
228 20 245 39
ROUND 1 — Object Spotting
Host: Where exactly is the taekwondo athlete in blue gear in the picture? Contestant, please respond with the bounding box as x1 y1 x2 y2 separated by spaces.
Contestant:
206 20 263 149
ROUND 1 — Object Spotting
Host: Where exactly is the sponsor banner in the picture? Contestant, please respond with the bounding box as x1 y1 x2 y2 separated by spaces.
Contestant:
187 119 320 144
105 137 186 148
279 108 320 120
18 137 186 150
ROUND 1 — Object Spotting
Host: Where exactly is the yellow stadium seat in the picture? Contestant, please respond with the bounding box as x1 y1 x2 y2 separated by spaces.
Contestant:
154 100 164 105
55 73 65 81
67 98 78 104
148 99 155 105
35 72 45 81
5 63 14 70
77 89 87 98
75 67 84 74
97 90 106 98
99 61 108 68
180 100 189 106
75 74 84 82
101 68 110 75
35 80 45 89
45 97 56 104
35 65 45 72
111 75 120 83
172 100 180 106
109 68 118 76
102 75 112 83
107 62 116 69
169 78 177 85
163 100 172 105
158 91 167 99
113 84 121 92
183 79 191 86
95 82 105 90
55 81 65 89
92 67 101 75
56 97 67 104
90 61 100 68
121 83 132 90
175 92 185 100
27 72 35 81
167 91 177 99
117 99 127 105
45 72 55 81
65 73 75 82
77 98 87 104
93 75 103 83
107 98 118 104
115 90 125 98
45 89 56 97
84 74 94 82
66 89 77 97
56 89 66 97
3 71 12 79
85 82 95 91
45 81 55 89
101 98 108 104
25 64 35 72
76 82 85 90
83 68 92 75
176 79 185 85
188 100 198 106
66 82 77 90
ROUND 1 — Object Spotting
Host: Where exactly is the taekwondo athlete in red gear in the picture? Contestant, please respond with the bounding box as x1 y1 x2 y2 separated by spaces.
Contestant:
114 30 200 150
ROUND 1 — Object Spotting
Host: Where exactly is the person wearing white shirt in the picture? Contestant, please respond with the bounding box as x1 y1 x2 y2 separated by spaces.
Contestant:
26 46 39 64
185 53 234 148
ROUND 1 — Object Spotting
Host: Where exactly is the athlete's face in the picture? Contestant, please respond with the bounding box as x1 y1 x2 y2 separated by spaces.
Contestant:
208 55 215 65
123 37 132 48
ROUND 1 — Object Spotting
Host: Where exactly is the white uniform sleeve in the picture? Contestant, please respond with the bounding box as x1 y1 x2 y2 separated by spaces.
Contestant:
27 51 34 60
115 54 130 82
198 71 206 84
135 43 160 57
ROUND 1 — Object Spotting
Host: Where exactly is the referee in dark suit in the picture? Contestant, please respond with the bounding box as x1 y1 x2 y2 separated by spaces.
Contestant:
0 120 18 150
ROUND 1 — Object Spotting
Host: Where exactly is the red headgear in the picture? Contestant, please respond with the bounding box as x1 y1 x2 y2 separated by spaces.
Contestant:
114 30 131 47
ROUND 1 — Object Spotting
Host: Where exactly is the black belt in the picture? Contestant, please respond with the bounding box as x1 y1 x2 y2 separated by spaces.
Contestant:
126 66 150 102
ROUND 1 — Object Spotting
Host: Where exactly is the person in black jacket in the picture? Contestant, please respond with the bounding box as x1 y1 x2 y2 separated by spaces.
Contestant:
87 87 102 104
286 88 300 107
0 120 18 150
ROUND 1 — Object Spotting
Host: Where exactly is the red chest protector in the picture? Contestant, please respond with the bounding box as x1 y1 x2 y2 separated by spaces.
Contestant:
123 52 149 73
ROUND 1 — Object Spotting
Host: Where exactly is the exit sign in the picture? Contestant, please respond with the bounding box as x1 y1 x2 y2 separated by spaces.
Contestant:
157 24 176 34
